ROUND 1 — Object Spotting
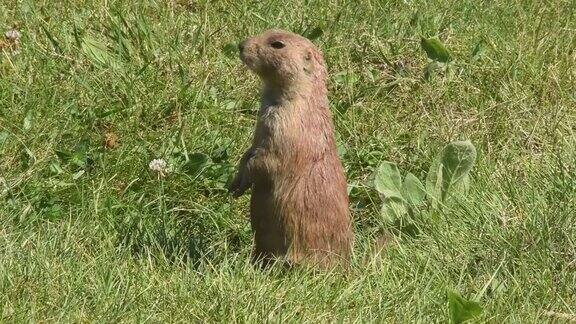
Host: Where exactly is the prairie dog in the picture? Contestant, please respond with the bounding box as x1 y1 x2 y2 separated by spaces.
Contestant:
229 29 353 268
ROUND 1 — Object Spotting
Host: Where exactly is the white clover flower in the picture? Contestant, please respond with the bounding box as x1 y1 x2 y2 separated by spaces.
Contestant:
149 158 168 177
5 29 21 41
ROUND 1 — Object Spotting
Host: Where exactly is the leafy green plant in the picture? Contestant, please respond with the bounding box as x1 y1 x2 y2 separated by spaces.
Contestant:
447 290 483 323
81 36 122 69
221 42 238 58
303 26 324 40
55 139 93 170
426 140 477 206
421 36 489 80
421 37 451 63
374 140 477 223
420 36 451 81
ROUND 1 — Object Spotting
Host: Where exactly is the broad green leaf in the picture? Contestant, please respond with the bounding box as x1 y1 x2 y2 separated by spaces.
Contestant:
374 161 402 199
448 290 483 323
222 42 238 58
211 146 229 163
305 27 323 40
182 153 209 176
81 36 109 65
402 172 426 206
425 154 443 207
380 196 407 223
81 36 120 69
440 141 476 200
451 174 471 195
334 71 360 87
421 37 451 62
71 140 89 168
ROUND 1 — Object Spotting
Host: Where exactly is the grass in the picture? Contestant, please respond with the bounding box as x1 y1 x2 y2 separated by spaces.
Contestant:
1 0 575 322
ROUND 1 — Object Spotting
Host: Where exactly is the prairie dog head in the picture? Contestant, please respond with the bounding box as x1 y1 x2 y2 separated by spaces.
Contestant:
239 29 327 92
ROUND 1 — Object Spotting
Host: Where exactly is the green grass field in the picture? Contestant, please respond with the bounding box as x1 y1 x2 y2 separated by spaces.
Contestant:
1 0 575 322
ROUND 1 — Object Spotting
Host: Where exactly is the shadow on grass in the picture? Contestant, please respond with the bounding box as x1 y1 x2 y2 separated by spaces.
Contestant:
112 210 247 267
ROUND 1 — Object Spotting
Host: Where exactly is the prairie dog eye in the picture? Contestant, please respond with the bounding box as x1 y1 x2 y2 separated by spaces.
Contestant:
270 41 286 49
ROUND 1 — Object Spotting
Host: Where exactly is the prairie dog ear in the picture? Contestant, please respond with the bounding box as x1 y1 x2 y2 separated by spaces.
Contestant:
305 49 313 61
303 49 315 74
303 47 327 80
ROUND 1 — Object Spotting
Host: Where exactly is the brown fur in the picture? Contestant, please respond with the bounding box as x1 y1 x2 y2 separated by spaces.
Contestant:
229 30 353 268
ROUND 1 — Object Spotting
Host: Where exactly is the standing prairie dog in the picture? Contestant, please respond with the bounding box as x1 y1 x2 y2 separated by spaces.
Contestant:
229 29 353 268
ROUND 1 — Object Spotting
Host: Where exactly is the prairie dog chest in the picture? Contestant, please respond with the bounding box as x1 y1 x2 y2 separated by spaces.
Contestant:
256 102 302 147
